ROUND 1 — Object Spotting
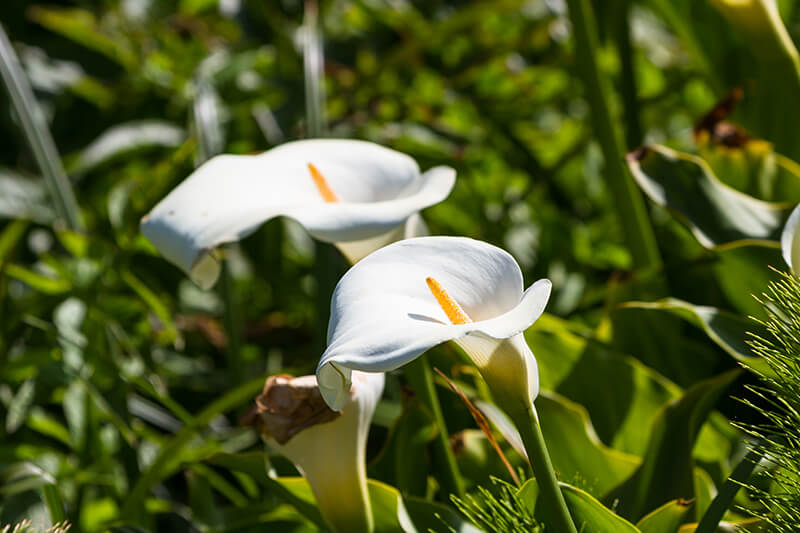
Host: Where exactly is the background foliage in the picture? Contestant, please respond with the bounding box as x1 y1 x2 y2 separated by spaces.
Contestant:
1 0 799 531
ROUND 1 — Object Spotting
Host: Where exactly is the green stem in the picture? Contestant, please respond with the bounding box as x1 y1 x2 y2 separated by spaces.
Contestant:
220 259 243 381
565 0 660 270
509 403 578 533
405 355 465 498
0 23 82 231
612 0 643 149
695 447 760 533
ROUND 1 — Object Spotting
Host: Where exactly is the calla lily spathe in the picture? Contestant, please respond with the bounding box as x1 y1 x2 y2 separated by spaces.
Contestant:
316 236 552 411
141 139 456 288
253 370 392 533
781 203 800 273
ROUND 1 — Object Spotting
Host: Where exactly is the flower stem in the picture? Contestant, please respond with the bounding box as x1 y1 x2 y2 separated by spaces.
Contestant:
565 0 661 270
508 402 578 533
405 355 465 498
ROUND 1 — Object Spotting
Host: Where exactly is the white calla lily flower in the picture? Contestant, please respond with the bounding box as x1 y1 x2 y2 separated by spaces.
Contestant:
140 139 455 289
315 236 551 412
253 370 386 533
781 203 800 273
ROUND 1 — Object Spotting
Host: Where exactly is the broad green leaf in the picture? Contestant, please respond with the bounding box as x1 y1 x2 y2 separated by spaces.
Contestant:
636 500 694 533
479 393 640 497
605 370 740 521
522 481 641 533
714 245 784 317
627 145 790 249
527 314 679 456
536 393 641 497
709 0 800 161
69 120 185 177
560 484 641 533
697 138 800 203
620 299 769 374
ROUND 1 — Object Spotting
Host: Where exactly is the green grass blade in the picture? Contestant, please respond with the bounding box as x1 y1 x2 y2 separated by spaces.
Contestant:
695 447 760 533
0 23 82 231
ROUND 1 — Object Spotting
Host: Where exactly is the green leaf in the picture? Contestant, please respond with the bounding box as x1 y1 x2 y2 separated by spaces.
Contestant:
636 500 694 533
479 392 640 497
121 268 179 345
5 264 71 294
697 138 800 203
620 299 770 374
5 379 36 434
604 370 741 521
69 120 185 177
527 314 679 456
536 393 641 497
709 0 800 161
558 483 641 533
627 145 790 249
714 245 783 317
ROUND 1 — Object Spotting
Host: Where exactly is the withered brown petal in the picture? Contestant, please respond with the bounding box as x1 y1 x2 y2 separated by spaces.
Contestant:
254 375 341 445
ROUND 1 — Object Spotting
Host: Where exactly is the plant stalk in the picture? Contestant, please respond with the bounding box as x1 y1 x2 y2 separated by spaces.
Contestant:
509 402 578 533
405 355 465 498
0 23 82 231
612 0 643 149
565 0 660 270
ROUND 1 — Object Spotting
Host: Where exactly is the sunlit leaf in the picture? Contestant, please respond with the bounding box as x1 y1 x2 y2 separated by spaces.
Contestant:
627 145 790 249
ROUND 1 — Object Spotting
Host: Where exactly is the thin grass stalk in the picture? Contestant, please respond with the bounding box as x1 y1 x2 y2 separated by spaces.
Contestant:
0 24 81 231
405 356 465 498
565 0 660 270
303 0 325 139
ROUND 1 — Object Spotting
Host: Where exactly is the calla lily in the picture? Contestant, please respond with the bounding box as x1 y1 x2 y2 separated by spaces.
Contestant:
314 236 577 532
252 370 387 533
140 139 455 288
781 203 800 273
315 236 551 412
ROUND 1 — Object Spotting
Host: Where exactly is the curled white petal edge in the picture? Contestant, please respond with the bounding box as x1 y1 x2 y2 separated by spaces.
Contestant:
781 203 800 273
317 279 551 410
141 146 455 288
